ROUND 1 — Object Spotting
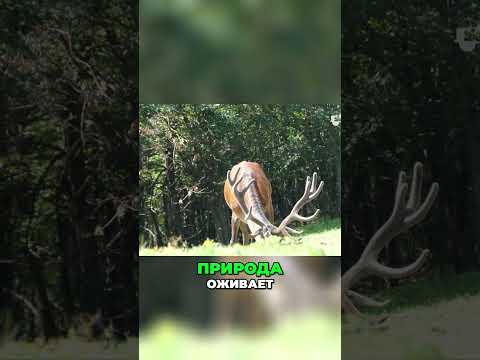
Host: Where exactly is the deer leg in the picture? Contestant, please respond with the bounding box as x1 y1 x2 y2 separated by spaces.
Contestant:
229 213 240 245
239 222 252 245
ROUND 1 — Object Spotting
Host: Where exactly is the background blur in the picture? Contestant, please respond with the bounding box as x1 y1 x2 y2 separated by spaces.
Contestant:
140 0 340 103
140 256 340 359
342 1 480 358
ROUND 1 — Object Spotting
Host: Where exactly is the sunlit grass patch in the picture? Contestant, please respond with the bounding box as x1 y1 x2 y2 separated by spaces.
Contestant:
139 217 340 256
140 311 340 360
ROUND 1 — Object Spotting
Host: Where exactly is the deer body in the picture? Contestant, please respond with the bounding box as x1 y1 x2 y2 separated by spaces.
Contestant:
224 162 275 245
224 161 324 245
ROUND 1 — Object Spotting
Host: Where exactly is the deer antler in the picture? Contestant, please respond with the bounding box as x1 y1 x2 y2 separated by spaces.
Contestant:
226 167 324 237
342 162 439 320
226 168 266 230
273 173 324 235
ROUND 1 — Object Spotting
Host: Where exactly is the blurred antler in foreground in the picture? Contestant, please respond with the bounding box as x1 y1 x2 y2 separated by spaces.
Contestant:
342 162 439 320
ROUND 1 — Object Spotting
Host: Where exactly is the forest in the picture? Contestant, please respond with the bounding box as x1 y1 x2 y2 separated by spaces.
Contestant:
140 0 340 103
3 0 480 357
139 104 341 255
342 0 480 275
341 1 480 358
1 0 138 350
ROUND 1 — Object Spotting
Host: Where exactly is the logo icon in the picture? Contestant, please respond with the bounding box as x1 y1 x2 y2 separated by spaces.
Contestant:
455 25 480 52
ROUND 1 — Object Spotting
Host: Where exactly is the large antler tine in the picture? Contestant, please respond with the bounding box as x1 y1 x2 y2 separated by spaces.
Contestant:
396 170 407 192
342 295 366 319
342 162 438 321
239 178 256 196
348 290 390 308
407 162 423 210
365 172 408 255
275 173 324 234
245 206 253 220
302 175 312 199
227 168 250 215
232 174 243 190
310 172 317 192
285 226 303 235
250 229 263 238
295 209 320 222
391 180 409 223
310 180 324 200
245 205 265 227
228 167 241 185
370 249 430 279
405 182 439 227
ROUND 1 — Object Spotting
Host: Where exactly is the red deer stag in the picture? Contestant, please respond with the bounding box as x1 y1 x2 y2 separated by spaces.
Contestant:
224 161 324 245
342 162 439 321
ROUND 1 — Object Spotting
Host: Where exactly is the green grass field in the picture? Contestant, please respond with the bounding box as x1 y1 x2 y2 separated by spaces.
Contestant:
343 293 480 360
343 271 480 360
140 311 340 360
139 217 340 256
368 270 480 313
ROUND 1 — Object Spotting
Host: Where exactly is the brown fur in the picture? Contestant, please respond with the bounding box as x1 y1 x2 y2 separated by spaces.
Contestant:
224 161 274 244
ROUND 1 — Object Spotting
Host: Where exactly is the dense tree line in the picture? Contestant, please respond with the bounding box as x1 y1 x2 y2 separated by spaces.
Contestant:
342 1 480 284
140 0 339 103
140 104 340 248
1 1 138 341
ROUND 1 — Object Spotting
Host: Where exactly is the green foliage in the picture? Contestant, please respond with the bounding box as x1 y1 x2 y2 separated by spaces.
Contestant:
365 271 480 314
2 1 138 340
342 0 480 283
140 104 341 249
140 311 340 360
140 218 340 256
140 0 340 103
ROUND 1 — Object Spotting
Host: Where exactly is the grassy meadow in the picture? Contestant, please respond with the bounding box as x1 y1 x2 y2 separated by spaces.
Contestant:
139 217 340 256
343 271 480 360
140 311 340 360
